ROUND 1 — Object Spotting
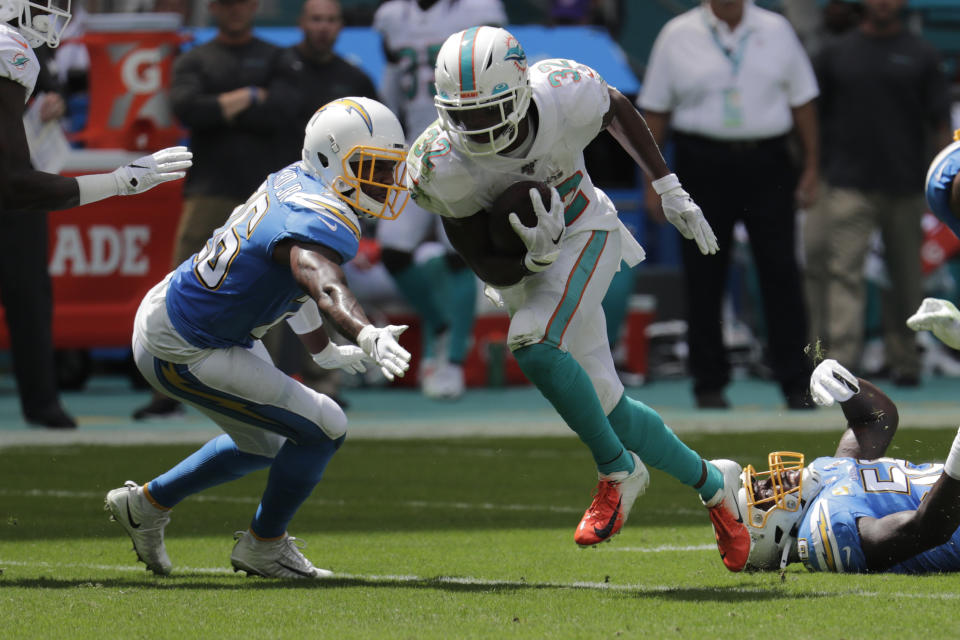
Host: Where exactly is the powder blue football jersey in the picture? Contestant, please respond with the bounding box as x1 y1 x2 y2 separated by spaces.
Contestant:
926 138 960 237
165 162 362 349
797 456 960 573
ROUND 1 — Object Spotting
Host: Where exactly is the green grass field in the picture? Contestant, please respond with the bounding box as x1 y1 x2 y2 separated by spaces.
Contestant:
3 430 960 639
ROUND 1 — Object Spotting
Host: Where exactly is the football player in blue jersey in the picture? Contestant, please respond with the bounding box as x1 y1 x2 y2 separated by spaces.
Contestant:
104 97 413 579
710 301 960 573
926 129 960 238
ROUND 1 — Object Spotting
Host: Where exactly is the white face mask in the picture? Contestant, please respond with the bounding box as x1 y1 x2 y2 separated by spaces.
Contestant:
12 0 72 48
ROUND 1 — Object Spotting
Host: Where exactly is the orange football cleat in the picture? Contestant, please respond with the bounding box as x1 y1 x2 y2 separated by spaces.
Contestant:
574 452 649 547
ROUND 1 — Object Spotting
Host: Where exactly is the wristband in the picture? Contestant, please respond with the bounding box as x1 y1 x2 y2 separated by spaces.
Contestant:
311 341 337 365
248 86 259 106
944 426 960 480
651 172 681 196
76 172 122 205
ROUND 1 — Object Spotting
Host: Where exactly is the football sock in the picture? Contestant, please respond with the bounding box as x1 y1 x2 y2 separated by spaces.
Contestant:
444 265 477 363
250 435 343 539
147 434 272 508
513 343 633 475
390 262 448 360
607 394 722 500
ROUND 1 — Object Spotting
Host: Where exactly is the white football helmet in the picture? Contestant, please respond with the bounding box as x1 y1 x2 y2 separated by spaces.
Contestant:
301 97 410 220
0 0 72 48
737 452 822 571
434 25 532 156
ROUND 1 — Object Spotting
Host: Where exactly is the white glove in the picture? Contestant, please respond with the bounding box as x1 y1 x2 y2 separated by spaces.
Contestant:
311 341 369 374
113 146 193 196
652 173 719 255
356 324 411 381
509 187 565 273
906 297 960 351
809 358 860 407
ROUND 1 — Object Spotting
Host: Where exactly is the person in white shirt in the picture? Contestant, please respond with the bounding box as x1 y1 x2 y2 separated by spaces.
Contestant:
638 0 820 410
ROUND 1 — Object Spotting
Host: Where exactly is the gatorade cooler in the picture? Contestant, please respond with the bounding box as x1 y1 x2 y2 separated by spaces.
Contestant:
78 12 185 151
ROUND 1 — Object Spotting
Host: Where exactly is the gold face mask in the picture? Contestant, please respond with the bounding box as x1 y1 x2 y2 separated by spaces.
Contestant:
338 145 410 221
742 451 806 529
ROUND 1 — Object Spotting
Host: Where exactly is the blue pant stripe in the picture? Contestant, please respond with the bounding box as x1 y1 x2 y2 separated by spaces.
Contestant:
152 359 314 443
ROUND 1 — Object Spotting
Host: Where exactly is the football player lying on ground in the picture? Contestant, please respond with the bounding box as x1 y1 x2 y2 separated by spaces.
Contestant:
710 298 960 573
0 0 192 211
105 98 412 579
926 128 960 237
406 26 747 554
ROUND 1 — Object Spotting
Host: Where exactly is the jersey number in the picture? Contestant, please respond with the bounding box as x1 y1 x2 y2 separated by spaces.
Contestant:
859 458 942 494
193 191 269 290
397 44 443 100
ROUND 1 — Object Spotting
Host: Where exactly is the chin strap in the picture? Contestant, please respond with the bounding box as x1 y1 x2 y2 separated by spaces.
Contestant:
779 538 793 570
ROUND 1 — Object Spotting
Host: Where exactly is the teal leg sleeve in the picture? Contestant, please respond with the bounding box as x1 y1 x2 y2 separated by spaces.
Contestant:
607 394 722 500
391 261 449 359
443 265 477 364
514 343 633 475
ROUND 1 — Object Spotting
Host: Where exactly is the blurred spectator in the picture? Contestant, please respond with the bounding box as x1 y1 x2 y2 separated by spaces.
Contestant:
264 0 380 404
153 0 192 22
280 0 377 159
803 0 951 387
132 0 299 419
3 46 73 428
550 0 623 37
638 0 820 410
371 0 506 400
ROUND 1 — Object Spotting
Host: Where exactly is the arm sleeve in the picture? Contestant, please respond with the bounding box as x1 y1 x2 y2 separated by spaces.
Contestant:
637 28 674 112
782 21 819 106
286 299 324 335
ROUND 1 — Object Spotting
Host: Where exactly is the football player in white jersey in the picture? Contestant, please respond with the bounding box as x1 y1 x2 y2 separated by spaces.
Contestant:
407 26 748 554
372 0 506 399
0 0 192 211
104 98 412 578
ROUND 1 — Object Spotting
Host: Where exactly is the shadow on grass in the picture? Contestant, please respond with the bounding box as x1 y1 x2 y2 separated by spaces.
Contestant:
0 573 826 601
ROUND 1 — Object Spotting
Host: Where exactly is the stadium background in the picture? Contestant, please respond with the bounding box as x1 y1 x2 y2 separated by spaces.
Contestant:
6 0 960 414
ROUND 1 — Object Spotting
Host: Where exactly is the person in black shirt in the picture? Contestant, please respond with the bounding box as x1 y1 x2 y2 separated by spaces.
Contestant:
804 0 952 388
133 0 298 419
282 0 378 158
262 0 381 404
0 3 191 428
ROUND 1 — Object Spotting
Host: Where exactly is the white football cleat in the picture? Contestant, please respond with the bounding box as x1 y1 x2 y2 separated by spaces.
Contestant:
230 530 333 579
422 362 465 400
104 480 172 575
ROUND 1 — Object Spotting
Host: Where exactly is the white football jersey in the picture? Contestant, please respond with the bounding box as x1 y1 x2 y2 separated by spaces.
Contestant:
373 0 506 140
407 58 620 237
0 23 38 102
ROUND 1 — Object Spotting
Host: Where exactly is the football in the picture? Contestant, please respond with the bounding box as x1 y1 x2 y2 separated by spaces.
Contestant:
487 181 553 256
